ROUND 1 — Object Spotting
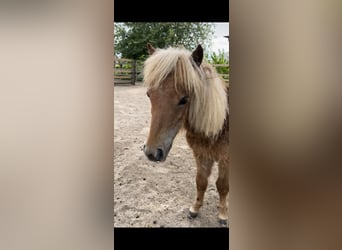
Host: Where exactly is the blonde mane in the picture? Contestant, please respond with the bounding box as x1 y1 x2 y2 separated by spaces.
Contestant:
143 46 228 138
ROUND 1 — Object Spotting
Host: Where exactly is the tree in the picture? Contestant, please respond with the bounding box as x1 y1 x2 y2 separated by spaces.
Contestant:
208 49 229 74
114 22 215 60
207 49 229 83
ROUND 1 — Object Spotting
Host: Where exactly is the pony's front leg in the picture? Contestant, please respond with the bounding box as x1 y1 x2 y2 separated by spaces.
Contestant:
216 159 229 225
188 157 214 218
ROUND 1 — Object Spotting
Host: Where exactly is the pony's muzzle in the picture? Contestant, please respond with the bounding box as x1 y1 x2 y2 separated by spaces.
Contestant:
143 145 164 162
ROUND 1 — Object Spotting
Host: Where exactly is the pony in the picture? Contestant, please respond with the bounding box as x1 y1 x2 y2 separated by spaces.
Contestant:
143 43 229 225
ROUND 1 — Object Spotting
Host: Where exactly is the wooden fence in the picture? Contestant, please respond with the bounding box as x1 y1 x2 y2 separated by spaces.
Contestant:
114 58 229 85
211 64 229 85
114 58 136 85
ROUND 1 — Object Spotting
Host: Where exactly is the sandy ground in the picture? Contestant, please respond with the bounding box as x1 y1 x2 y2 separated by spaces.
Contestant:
114 83 226 227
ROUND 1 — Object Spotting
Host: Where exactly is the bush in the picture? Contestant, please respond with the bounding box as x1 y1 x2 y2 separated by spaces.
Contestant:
207 50 229 83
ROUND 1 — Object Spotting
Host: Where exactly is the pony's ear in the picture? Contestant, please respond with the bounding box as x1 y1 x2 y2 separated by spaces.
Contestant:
147 43 156 55
191 44 203 66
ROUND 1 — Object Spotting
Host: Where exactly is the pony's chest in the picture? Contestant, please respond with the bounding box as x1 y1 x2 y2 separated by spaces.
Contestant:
185 131 228 161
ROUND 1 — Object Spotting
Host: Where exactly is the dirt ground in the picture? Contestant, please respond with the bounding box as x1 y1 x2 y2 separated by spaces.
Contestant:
114 83 227 228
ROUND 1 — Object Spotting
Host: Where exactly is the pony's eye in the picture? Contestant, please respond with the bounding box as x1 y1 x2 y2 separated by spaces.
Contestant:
146 92 150 98
178 97 188 105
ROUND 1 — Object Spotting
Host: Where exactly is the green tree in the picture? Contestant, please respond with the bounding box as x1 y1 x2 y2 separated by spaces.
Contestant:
207 49 229 84
208 49 229 74
114 22 215 60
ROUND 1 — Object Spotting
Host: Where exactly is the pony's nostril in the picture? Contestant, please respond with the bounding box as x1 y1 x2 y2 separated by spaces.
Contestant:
147 153 156 161
156 148 164 161
144 147 164 162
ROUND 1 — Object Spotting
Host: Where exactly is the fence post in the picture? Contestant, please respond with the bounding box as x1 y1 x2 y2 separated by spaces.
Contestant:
131 60 136 85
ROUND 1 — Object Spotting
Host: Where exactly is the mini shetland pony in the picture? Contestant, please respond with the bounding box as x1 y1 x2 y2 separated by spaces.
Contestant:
143 43 229 225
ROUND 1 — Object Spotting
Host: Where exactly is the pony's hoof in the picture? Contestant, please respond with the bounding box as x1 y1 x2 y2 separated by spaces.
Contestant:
218 218 228 227
188 210 198 219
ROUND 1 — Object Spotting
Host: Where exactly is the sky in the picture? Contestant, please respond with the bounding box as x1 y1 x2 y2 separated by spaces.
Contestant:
212 22 229 53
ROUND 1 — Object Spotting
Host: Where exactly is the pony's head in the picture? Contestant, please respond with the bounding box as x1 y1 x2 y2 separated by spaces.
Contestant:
143 43 228 162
